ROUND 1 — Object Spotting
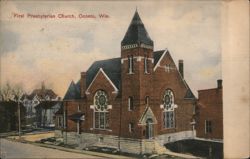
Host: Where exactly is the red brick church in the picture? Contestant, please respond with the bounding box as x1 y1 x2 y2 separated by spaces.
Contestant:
61 10 196 154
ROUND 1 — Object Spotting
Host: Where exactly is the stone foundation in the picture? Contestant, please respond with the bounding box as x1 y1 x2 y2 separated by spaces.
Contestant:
55 130 63 138
155 130 195 146
63 130 195 154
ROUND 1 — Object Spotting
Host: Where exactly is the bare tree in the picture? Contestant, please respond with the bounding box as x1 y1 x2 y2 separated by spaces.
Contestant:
0 82 14 101
12 84 24 101
0 83 25 138
0 83 25 101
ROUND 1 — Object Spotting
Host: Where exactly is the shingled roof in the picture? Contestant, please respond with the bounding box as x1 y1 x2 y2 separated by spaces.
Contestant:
64 81 81 100
153 50 165 66
64 50 195 100
121 10 153 46
86 58 121 90
183 80 196 99
31 89 57 99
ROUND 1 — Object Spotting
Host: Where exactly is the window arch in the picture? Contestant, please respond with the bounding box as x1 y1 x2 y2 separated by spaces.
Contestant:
128 96 134 111
163 89 174 110
163 89 175 128
144 55 148 73
145 96 149 106
128 55 134 74
93 90 110 129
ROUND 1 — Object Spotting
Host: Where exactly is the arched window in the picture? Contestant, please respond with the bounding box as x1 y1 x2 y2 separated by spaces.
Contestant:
163 89 174 110
163 89 175 128
128 96 134 111
144 55 148 73
93 90 109 129
145 96 149 106
128 55 134 74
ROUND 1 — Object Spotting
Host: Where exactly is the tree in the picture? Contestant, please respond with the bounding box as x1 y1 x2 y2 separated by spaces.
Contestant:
0 82 25 102
0 82 14 101
0 82 26 133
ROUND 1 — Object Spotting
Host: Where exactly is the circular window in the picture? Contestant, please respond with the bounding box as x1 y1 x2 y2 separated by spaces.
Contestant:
94 90 108 111
163 89 174 109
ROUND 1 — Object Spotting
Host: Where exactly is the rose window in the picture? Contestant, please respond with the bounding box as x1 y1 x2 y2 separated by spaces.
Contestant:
163 89 174 110
94 90 108 111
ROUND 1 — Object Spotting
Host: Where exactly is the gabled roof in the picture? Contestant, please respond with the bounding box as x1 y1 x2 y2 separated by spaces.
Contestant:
86 58 121 90
85 51 167 93
31 88 58 99
138 106 157 125
153 49 196 99
86 68 118 94
64 81 81 100
184 81 196 99
153 50 165 66
68 112 85 121
121 10 153 46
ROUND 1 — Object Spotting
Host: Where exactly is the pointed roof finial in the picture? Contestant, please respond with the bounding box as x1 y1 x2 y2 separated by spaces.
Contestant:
136 6 137 12
121 10 154 47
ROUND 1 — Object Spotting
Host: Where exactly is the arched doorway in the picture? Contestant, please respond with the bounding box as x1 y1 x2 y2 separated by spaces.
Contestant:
146 118 154 139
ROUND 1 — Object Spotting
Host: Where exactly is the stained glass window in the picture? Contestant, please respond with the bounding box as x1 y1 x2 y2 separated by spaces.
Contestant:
163 89 174 110
93 90 109 129
163 111 174 128
163 89 175 128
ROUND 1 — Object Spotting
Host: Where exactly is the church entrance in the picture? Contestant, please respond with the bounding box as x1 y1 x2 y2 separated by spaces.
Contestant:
146 118 154 139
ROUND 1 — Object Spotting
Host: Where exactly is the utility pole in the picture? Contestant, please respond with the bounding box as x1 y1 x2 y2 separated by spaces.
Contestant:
18 99 21 140
15 91 23 140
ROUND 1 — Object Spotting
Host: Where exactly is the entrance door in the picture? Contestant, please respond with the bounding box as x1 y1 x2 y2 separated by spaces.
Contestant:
146 118 154 139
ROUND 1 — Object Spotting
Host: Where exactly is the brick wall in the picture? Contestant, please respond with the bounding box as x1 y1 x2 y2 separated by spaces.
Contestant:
196 88 223 139
64 47 196 150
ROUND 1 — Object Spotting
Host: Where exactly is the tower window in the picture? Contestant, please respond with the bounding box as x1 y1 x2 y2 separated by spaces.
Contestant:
205 120 212 134
77 105 80 112
129 122 134 133
144 55 148 73
145 96 149 106
128 96 134 111
128 55 134 74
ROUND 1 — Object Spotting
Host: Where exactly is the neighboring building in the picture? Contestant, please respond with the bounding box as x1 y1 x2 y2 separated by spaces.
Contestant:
196 80 223 140
63 10 196 154
0 101 26 133
54 106 64 137
22 82 61 128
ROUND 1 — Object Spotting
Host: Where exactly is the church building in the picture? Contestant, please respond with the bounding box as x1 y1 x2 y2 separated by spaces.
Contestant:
62 10 196 154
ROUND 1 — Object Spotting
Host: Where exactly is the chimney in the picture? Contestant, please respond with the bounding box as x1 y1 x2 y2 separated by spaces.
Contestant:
178 60 184 78
217 79 222 89
80 72 86 98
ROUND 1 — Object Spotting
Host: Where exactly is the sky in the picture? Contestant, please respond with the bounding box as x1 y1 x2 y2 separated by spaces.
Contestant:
0 0 222 97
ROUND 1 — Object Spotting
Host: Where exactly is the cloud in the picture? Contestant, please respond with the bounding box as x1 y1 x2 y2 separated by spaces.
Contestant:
0 1 222 97
0 28 20 54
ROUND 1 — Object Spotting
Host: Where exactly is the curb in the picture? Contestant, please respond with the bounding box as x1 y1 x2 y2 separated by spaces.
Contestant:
5 138 134 159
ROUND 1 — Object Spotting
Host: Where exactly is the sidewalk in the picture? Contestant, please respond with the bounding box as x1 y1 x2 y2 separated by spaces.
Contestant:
4 132 199 159
163 151 199 159
6 138 135 159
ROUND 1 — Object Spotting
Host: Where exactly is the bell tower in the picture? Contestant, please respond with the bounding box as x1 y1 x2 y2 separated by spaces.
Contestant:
120 10 154 138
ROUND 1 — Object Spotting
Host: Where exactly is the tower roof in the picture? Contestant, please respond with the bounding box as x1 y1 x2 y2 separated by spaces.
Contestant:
64 81 81 100
121 10 153 46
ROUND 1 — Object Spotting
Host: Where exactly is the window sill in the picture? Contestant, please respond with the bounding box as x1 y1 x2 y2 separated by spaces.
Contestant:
90 128 112 132
162 127 176 130
127 72 135 75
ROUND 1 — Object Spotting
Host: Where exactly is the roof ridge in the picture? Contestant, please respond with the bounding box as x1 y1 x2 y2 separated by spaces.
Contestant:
95 57 120 62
